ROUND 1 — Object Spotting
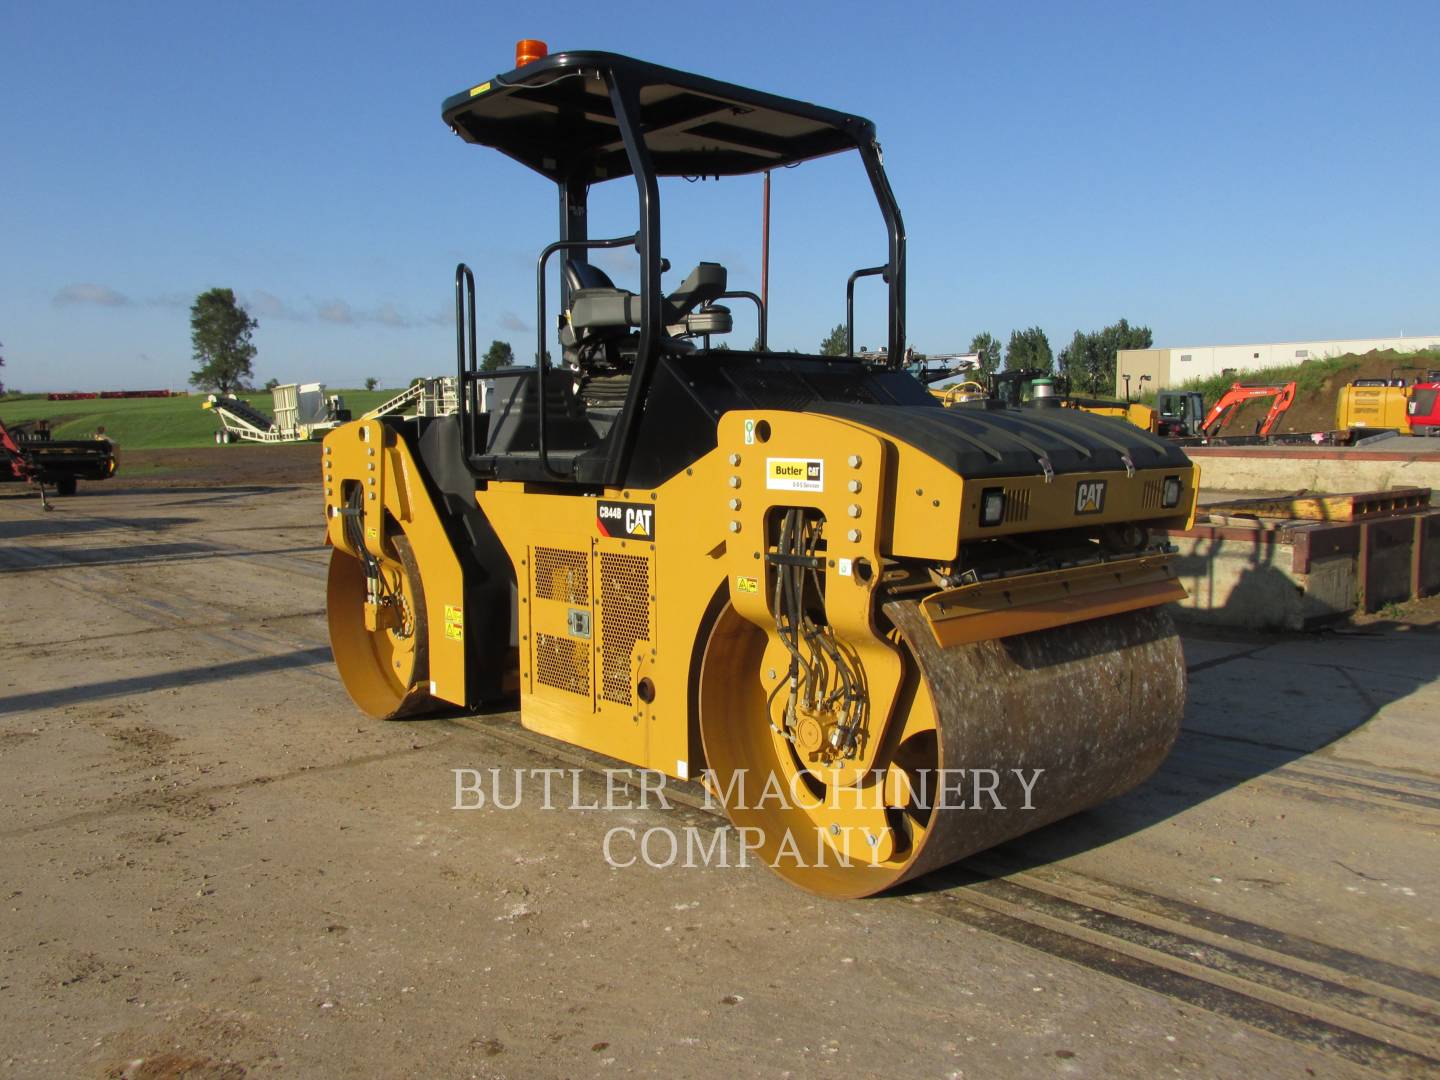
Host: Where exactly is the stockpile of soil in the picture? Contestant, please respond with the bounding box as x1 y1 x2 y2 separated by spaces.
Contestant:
1218 349 1439 436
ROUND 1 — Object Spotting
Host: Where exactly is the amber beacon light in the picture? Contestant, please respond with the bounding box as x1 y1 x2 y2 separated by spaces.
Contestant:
515 39 548 67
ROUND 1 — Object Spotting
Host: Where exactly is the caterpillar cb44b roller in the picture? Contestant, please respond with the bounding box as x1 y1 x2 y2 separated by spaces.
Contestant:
323 45 1200 897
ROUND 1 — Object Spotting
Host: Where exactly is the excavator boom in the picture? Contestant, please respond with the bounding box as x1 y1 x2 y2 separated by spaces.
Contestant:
1201 381 1297 437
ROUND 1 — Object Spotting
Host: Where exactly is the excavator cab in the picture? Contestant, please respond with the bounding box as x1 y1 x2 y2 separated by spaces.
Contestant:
1155 390 1205 437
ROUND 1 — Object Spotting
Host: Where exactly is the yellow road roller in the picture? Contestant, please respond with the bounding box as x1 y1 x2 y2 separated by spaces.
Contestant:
323 46 1200 897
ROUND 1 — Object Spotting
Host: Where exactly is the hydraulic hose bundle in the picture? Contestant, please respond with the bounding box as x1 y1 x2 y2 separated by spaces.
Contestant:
768 508 866 757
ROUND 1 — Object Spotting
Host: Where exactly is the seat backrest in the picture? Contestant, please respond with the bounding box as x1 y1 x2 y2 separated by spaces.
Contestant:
564 260 617 293
564 259 639 336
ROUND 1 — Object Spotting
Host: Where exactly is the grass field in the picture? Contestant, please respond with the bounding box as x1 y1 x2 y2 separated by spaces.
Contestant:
0 388 396 449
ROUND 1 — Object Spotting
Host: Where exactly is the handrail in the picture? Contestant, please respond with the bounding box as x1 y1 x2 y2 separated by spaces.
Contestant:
534 233 639 477
717 290 766 351
845 265 888 359
454 264 478 458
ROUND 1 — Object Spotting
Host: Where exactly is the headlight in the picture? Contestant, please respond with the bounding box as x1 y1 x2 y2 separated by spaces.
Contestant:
980 487 1006 526
1161 475 1182 508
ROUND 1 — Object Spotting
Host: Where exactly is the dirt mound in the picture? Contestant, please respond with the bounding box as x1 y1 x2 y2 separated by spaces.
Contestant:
1218 349 1439 436
107 443 321 490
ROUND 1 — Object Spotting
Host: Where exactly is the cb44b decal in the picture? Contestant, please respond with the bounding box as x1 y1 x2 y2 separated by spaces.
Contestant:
597 500 655 540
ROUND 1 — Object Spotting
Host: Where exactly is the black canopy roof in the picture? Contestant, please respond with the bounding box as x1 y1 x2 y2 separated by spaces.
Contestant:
440 51 876 184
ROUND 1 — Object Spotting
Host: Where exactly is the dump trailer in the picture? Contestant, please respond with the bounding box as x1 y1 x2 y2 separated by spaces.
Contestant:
322 45 1200 897
0 417 116 496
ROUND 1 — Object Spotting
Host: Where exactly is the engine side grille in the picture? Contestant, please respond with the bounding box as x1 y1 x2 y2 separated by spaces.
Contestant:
535 632 590 697
533 546 589 605
599 553 651 706
1142 478 1164 509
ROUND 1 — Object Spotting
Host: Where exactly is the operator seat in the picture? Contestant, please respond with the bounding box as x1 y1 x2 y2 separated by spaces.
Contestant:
563 259 734 344
564 261 642 339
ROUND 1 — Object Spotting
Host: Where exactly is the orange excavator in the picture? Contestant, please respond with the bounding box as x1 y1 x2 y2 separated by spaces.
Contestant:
1201 381 1297 438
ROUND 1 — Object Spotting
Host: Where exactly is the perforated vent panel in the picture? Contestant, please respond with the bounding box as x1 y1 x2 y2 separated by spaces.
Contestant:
535 632 590 697
599 553 651 705
534 546 589 604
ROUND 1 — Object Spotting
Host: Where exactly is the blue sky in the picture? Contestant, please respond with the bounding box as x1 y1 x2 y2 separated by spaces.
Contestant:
2 0 1436 391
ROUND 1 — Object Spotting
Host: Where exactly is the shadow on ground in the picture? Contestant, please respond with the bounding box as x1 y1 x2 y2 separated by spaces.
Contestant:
0 541 323 574
911 624 1440 893
0 646 335 716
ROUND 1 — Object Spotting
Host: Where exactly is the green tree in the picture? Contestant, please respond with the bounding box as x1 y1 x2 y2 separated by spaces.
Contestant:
1005 327 1053 372
264 377 280 391
818 323 848 357
364 376 379 391
1058 318 1153 395
968 331 1001 374
188 288 257 393
482 340 515 371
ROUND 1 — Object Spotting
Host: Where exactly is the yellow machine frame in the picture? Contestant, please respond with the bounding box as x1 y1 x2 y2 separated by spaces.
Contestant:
325 411 1198 781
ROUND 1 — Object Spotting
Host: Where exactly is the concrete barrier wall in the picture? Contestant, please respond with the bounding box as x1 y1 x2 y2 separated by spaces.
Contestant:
1157 509 1440 629
1187 447 1440 495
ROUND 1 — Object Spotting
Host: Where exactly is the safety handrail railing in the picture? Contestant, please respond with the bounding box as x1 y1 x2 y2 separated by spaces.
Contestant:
454 263 479 459
717 290 766 351
534 233 639 477
845 264 889 360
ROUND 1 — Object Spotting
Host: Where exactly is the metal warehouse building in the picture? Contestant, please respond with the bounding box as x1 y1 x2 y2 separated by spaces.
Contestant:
1115 334 1440 396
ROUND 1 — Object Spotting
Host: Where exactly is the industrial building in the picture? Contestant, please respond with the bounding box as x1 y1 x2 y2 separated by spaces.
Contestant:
1115 334 1440 396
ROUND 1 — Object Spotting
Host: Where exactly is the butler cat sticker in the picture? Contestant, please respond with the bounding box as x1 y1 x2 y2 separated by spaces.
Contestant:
766 458 824 492
1074 480 1107 514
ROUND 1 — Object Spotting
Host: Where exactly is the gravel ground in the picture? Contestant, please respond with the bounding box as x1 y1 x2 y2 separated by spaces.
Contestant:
1 463 1436 1079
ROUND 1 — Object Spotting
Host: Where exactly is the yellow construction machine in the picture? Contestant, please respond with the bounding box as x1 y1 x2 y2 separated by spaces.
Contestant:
323 46 1200 897
1336 377 1440 436
949 370 1162 432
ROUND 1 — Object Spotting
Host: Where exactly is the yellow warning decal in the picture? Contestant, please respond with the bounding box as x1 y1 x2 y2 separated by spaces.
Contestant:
736 576 759 594
444 604 464 641
469 81 491 97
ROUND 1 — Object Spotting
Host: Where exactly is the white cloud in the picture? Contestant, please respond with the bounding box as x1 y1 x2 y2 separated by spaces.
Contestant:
245 289 304 321
150 293 194 310
374 302 408 327
317 300 355 324
54 283 130 307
